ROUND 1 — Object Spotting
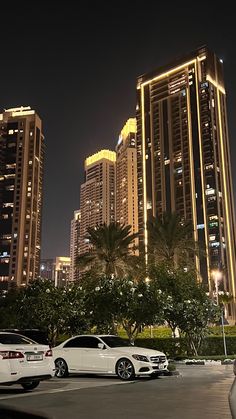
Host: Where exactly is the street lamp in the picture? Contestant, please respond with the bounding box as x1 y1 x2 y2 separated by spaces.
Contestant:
211 269 227 357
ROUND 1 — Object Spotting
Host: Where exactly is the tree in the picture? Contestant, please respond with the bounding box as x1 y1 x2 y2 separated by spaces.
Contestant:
149 264 220 355
16 280 87 346
148 212 198 269
82 275 118 334
218 291 233 319
77 222 138 277
113 277 164 343
0 289 19 329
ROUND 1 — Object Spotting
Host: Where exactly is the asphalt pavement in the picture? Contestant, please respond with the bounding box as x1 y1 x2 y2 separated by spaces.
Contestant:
0 365 234 419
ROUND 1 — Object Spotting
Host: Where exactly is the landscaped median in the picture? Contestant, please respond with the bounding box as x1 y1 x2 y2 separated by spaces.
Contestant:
134 336 236 358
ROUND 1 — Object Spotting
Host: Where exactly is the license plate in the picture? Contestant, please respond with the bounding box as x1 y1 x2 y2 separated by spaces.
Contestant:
27 354 43 361
158 364 164 369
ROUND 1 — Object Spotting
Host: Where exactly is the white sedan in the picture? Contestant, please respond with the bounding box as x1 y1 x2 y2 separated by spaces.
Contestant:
53 335 168 380
0 332 54 390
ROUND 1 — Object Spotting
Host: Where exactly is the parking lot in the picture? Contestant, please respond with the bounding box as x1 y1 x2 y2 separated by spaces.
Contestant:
0 365 234 419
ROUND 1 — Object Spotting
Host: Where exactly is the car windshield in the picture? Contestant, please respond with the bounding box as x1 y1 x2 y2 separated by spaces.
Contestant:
101 336 133 348
0 334 37 345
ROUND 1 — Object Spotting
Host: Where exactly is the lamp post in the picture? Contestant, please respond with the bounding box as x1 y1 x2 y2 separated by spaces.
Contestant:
211 269 227 357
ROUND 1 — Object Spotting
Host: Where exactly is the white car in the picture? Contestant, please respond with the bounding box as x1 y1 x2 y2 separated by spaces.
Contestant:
0 332 54 390
53 335 168 380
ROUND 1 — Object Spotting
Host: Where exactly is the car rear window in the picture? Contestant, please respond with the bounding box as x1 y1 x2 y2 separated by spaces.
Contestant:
0 334 36 345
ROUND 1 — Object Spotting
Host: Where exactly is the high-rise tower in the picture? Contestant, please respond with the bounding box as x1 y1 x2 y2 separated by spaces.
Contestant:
0 106 44 288
116 118 138 246
70 209 81 281
79 150 116 254
136 46 236 316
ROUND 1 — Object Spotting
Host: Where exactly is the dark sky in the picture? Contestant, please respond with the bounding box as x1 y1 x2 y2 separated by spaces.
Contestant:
1 2 235 258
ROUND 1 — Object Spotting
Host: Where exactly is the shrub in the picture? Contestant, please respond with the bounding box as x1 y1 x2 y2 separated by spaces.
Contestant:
134 336 236 357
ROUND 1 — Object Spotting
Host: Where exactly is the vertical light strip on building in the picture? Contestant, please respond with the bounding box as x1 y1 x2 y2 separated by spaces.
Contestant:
186 81 201 277
195 59 211 287
141 84 148 263
217 88 235 298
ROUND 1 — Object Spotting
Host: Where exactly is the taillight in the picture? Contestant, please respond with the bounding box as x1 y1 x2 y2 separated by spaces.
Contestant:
45 349 52 357
0 351 24 360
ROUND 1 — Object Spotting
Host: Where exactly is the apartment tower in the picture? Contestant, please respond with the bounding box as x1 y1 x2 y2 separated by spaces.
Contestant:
116 118 138 246
0 106 44 288
136 46 236 317
70 209 81 281
79 150 116 254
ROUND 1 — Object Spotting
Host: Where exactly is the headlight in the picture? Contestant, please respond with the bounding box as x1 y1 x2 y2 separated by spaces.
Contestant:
132 354 149 362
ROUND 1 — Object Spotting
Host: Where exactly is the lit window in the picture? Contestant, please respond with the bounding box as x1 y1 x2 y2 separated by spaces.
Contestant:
206 188 215 195
209 215 218 221
209 235 216 241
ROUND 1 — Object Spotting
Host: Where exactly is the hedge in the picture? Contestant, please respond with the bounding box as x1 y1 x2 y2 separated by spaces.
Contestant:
135 336 236 357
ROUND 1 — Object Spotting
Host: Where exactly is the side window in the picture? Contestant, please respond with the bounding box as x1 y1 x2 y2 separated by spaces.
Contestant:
81 337 100 348
63 337 100 348
64 337 85 348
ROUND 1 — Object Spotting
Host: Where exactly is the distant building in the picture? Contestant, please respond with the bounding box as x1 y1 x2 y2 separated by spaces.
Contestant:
54 256 70 287
0 107 44 288
40 259 54 281
136 46 236 319
116 118 138 249
70 210 81 281
79 150 116 254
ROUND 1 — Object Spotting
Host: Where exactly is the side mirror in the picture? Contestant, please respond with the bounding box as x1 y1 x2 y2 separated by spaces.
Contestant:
98 342 106 349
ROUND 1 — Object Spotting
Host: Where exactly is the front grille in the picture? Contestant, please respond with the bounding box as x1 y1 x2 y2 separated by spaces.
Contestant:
150 355 166 363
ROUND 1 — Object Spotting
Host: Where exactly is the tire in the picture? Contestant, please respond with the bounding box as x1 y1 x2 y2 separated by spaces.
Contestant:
55 358 69 378
116 358 135 381
21 381 40 391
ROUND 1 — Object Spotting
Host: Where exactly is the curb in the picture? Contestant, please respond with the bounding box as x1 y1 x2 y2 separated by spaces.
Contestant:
174 359 235 366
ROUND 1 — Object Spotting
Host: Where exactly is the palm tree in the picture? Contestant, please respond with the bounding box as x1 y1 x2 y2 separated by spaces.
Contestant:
77 223 139 277
148 212 198 268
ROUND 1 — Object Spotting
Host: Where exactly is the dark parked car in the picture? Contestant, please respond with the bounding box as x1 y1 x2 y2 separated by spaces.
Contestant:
0 329 48 345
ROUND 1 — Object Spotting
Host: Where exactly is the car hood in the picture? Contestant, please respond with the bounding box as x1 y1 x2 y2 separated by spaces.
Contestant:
110 346 166 357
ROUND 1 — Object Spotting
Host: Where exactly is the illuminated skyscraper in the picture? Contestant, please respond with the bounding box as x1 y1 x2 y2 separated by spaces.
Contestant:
79 150 116 254
136 46 236 317
116 118 138 246
70 209 81 281
54 256 71 287
0 107 44 288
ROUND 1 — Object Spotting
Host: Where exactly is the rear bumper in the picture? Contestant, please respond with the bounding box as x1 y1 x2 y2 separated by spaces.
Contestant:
1 374 52 386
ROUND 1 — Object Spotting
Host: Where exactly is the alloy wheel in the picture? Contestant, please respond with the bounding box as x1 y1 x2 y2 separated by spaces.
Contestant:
117 359 135 380
55 359 68 378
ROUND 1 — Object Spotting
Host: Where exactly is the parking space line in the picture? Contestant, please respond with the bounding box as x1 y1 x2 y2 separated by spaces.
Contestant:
0 380 135 401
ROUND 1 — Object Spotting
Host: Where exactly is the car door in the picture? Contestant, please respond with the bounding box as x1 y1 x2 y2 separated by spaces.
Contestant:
80 337 108 372
62 337 84 371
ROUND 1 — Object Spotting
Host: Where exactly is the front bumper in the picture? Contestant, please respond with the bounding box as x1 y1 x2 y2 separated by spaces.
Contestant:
134 360 169 376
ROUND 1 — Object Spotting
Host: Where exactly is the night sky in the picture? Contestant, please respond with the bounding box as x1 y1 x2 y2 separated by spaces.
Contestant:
1 2 235 259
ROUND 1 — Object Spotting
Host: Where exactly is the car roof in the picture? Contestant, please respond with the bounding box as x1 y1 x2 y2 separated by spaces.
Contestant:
63 334 118 340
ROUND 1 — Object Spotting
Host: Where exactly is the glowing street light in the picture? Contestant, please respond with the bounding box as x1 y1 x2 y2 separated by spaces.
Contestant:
211 269 227 356
212 269 222 305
